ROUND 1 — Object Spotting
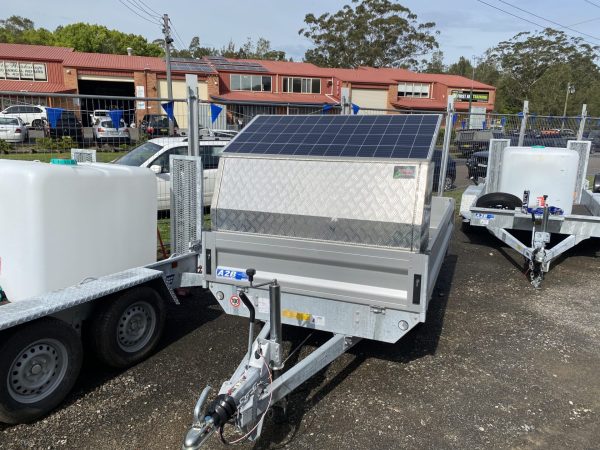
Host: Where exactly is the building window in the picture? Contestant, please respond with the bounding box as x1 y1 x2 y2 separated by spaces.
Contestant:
230 74 272 92
282 77 321 94
398 82 430 98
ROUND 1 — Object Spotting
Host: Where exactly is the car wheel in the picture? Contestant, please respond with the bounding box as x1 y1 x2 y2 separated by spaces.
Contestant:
90 287 166 368
0 318 83 424
475 192 522 210
593 174 600 194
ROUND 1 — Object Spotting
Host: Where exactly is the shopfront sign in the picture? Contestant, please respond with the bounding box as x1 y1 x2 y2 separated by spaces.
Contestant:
451 90 489 103
0 61 48 81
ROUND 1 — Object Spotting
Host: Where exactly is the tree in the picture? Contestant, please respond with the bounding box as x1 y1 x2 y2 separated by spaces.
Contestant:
170 36 219 59
220 37 287 61
53 23 163 56
0 16 163 56
485 28 600 113
424 50 445 73
447 56 474 77
299 0 439 69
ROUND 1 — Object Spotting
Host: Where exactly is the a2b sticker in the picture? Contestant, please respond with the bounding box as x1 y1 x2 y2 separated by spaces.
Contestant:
216 267 248 281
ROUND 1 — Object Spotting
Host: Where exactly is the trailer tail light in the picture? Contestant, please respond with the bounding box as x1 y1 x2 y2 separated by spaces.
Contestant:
147 126 154 133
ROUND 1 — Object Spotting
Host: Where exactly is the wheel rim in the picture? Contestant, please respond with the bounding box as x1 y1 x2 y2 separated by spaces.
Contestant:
8 339 69 404
117 301 156 353
444 176 453 190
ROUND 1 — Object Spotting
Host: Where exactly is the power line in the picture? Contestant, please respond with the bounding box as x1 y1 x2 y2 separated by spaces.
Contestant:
128 0 161 21
585 0 600 9
169 18 189 50
118 0 161 26
570 16 600 26
476 0 599 47
136 0 162 18
496 0 600 41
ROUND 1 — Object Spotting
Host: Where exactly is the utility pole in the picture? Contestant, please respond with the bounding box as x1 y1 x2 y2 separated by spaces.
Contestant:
162 13 174 135
560 82 576 133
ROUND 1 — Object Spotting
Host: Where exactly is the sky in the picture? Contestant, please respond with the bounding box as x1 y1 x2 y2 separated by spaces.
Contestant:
4 0 600 65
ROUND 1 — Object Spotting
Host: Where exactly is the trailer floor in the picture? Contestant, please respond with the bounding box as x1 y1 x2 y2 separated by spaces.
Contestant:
1 227 599 450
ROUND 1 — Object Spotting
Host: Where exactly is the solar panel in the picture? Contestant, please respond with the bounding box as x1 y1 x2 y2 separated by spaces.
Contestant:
213 63 268 73
170 62 215 73
225 115 441 159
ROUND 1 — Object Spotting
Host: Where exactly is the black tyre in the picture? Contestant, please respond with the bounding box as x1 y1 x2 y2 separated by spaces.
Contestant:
0 318 83 424
91 287 166 368
475 192 522 210
593 174 600 194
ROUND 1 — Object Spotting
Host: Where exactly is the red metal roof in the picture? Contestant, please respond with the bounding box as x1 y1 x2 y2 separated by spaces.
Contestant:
392 97 448 110
212 91 338 105
0 43 73 61
63 52 166 72
371 67 494 90
0 80 74 93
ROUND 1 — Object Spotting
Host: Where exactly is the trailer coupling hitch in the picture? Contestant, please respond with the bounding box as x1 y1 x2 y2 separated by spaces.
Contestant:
182 386 238 450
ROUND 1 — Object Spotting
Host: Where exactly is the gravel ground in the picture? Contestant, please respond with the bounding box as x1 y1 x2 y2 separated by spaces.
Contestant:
1 223 598 450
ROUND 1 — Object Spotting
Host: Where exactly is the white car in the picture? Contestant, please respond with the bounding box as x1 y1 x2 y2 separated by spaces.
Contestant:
114 137 229 210
0 105 46 127
90 110 110 125
0 116 28 143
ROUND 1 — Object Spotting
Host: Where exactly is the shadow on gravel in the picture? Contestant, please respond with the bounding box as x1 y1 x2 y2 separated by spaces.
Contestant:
7 287 222 426
251 254 457 449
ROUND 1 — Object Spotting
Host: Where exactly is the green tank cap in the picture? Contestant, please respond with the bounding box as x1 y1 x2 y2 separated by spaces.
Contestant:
532 145 545 148
50 158 78 165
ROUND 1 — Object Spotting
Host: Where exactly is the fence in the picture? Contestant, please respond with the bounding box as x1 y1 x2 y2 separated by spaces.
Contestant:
1 91 597 257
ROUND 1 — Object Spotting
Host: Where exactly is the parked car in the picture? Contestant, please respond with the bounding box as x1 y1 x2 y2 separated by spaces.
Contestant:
114 136 230 209
584 130 600 153
0 116 28 143
93 118 130 145
140 114 179 137
466 150 489 181
47 110 83 142
0 104 46 128
432 150 456 191
89 109 110 125
455 129 504 156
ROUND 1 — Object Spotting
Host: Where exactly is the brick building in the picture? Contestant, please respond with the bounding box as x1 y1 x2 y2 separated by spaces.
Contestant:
0 43 496 124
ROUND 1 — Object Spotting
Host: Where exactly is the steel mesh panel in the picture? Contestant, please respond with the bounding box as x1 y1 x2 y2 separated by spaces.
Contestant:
170 156 203 255
71 149 96 163
567 140 591 203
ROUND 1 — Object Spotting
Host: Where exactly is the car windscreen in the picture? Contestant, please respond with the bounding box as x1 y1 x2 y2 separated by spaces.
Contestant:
0 118 19 125
114 142 163 166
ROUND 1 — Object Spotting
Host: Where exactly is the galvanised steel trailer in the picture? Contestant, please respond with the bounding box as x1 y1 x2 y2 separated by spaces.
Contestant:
181 114 455 448
460 139 600 288
0 154 202 424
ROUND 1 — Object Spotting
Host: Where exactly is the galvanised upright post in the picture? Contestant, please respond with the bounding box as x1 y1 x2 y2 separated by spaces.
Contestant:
437 96 455 196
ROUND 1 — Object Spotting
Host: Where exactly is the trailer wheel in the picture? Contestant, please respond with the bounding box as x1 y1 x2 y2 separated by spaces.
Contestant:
91 287 166 368
475 192 522 210
593 174 600 194
0 318 83 424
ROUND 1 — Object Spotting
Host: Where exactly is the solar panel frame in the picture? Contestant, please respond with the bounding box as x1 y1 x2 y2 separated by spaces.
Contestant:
224 114 442 160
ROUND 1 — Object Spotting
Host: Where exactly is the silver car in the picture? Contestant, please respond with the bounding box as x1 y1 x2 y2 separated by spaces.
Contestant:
93 118 130 145
0 116 28 143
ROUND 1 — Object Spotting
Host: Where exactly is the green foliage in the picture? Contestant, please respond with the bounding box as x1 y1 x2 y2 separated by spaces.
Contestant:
447 56 474 78
486 29 600 114
299 0 439 69
0 139 11 154
34 136 75 152
170 36 288 61
424 50 445 74
0 15 163 56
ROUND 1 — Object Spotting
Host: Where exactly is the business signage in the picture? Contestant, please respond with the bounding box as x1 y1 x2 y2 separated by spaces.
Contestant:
0 61 48 81
451 90 489 103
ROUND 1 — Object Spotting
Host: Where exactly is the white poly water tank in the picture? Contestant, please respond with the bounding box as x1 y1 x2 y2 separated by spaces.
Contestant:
498 146 579 215
0 159 157 302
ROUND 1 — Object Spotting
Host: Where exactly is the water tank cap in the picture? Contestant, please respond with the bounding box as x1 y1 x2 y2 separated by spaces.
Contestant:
50 159 78 165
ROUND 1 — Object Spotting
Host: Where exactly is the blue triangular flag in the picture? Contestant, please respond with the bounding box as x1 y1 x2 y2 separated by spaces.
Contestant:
108 110 124 129
46 107 64 128
461 119 466 130
482 120 486 130
322 104 333 114
500 117 506 126
161 101 175 121
351 103 360 115
210 103 223 123
452 113 457 124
